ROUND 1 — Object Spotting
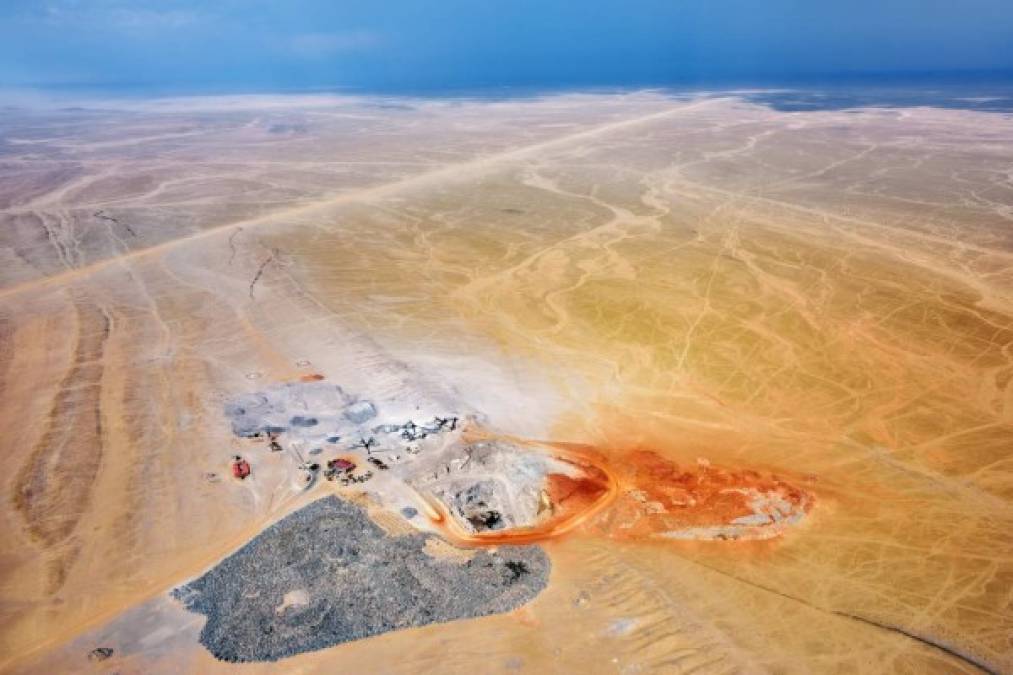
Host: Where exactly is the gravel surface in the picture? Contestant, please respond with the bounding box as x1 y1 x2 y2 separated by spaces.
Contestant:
173 496 550 662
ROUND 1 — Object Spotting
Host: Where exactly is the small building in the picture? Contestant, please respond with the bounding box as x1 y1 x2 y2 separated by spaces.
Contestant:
232 459 251 479
328 458 355 472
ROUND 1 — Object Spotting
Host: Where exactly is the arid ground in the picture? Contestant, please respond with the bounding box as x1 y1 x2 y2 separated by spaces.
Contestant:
1 90 1011 673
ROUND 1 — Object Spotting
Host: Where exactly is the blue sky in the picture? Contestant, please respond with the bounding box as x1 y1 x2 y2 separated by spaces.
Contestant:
2 0 1012 91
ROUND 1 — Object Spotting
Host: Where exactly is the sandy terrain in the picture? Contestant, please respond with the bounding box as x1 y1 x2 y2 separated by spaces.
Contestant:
0 90 1011 673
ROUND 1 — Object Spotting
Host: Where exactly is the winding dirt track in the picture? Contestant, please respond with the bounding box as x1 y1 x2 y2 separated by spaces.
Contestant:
0 98 717 301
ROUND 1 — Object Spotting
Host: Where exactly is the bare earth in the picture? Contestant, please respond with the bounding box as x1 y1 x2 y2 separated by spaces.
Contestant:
1 90 1012 673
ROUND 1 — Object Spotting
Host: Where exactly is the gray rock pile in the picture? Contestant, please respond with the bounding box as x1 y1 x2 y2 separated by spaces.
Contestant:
173 496 549 662
225 381 366 441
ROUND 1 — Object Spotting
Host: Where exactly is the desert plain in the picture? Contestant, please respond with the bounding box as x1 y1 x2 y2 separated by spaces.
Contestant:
0 90 1011 673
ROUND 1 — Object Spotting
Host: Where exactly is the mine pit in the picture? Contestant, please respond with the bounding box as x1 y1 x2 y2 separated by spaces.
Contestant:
220 379 812 547
177 378 817 661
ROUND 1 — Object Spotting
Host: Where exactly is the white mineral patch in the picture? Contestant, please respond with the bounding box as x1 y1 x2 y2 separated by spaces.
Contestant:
275 589 310 614
224 380 569 536
605 618 639 637
660 487 809 541
381 342 572 439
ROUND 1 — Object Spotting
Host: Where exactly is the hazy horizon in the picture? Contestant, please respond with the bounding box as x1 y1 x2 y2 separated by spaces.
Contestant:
2 1 1013 93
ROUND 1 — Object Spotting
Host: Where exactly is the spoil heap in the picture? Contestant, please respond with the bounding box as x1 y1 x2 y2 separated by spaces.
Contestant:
173 496 549 662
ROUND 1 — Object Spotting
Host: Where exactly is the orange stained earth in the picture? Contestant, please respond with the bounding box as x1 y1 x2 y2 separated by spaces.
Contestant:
424 438 813 547
588 448 812 541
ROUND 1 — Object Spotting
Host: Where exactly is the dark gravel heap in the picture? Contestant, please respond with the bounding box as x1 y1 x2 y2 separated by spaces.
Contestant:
173 496 550 662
